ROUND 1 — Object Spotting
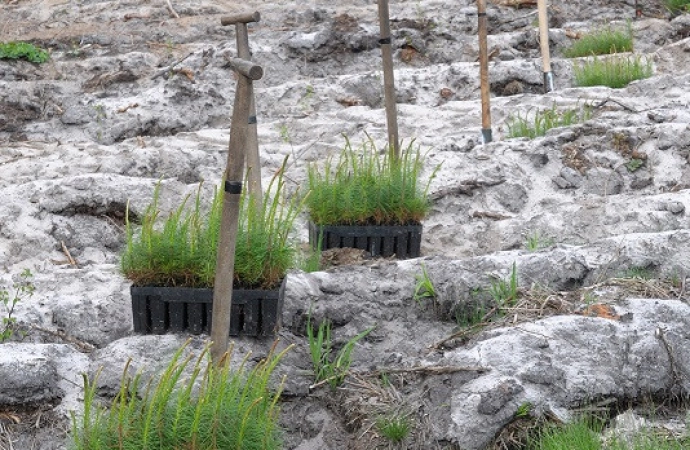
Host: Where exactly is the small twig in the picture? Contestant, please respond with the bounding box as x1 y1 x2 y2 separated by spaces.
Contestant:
151 51 195 80
60 241 77 266
430 322 489 351
591 97 640 113
472 211 512 220
656 327 682 390
117 102 139 113
123 12 151 21
30 324 95 352
308 372 348 390
371 365 489 376
164 0 180 19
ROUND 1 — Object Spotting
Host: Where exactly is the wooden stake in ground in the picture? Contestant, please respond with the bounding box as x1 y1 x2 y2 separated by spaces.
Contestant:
210 57 264 363
537 0 554 92
377 0 400 158
221 11 263 210
477 0 492 144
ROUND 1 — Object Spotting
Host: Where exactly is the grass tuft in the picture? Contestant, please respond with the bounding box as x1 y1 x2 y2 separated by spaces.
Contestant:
121 157 302 289
563 24 633 58
573 55 653 89
489 262 519 308
413 263 436 305
71 340 289 450
528 416 603 450
0 269 35 343
376 413 411 443
665 0 690 15
0 41 50 63
307 315 374 389
507 104 591 139
305 138 438 226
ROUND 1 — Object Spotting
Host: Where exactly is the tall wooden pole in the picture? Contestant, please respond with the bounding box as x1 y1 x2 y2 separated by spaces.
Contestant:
477 0 492 144
377 0 400 158
221 12 263 209
210 58 263 363
537 0 554 92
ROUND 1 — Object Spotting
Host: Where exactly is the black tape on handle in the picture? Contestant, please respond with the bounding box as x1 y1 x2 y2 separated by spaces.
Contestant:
248 115 257 125
477 12 487 17
224 180 243 194
378 37 391 45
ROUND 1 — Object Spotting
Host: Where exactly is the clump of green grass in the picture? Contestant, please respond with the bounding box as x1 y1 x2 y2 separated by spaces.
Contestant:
0 41 50 63
573 55 653 89
0 269 35 343
563 24 633 58
528 416 603 450
665 0 690 15
413 263 436 305
619 266 654 280
121 157 301 289
376 413 412 443
71 340 289 450
524 231 554 252
305 138 438 226
507 104 591 139
307 315 374 389
454 302 487 328
528 414 690 450
489 262 519 308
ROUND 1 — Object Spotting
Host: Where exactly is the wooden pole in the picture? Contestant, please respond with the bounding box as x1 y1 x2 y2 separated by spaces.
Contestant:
537 0 554 92
377 0 400 158
477 0 492 144
210 63 262 363
221 12 263 210
236 20 263 210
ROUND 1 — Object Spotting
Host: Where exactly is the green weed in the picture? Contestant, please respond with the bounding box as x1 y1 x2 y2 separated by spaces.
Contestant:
573 55 653 89
625 158 644 172
489 262 519 307
507 104 591 139
0 269 35 343
515 402 532 418
121 157 302 289
0 41 49 63
563 23 633 58
665 0 690 15
524 231 554 252
307 316 374 389
278 124 290 143
528 416 603 450
454 302 487 328
620 266 654 280
71 340 288 450
376 413 411 443
413 263 436 304
305 138 438 226
296 242 322 273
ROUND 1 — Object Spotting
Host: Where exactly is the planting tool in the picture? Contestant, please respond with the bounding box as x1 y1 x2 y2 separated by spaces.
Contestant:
537 0 554 92
477 0 492 143
377 0 400 157
211 33 264 362
221 11 263 210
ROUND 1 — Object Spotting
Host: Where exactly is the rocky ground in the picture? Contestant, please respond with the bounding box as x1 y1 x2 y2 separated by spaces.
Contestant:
2 0 690 448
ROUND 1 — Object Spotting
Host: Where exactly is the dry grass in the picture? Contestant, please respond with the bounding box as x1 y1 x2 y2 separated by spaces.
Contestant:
431 275 688 352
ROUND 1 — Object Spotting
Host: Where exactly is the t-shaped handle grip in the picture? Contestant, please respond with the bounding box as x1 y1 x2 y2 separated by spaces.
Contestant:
220 11 260 26
225 56 263 80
